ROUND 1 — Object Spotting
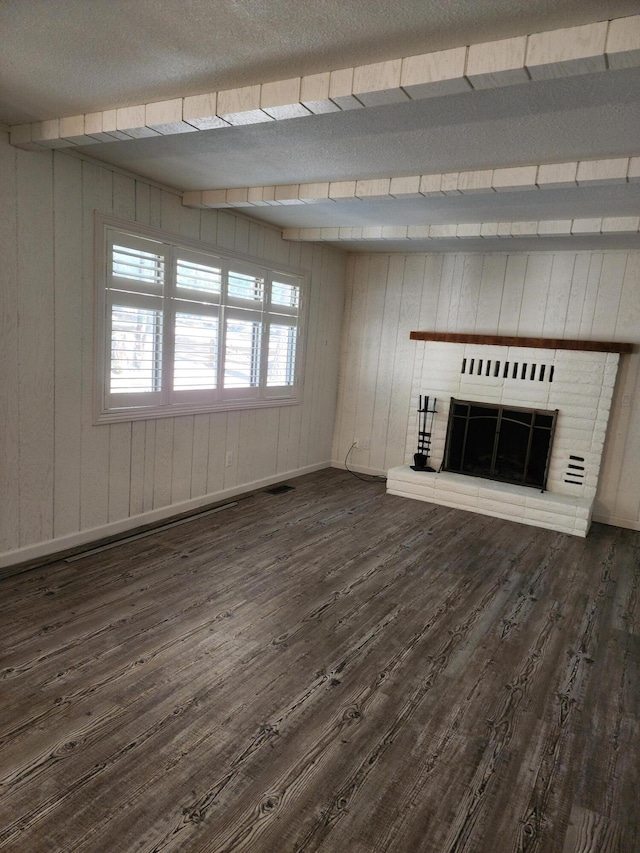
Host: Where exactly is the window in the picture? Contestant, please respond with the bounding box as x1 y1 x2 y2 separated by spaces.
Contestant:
96 217 304 421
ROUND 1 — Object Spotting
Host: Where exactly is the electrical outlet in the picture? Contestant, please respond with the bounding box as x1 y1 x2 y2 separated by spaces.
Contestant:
362 438 370 450
353 438 359 449
225 450 233 467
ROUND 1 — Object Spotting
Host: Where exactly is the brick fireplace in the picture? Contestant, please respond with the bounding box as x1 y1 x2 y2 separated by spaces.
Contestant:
387 333 630 536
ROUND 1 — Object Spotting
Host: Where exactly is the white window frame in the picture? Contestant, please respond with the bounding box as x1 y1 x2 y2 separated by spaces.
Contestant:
95 214 307 423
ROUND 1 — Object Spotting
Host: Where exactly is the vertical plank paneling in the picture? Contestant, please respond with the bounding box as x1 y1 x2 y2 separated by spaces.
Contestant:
190 414 211 499
207 412 227 494
129 420 147 516
331 253 359 464
112 173 136 220
601 253 640 523
216 210 236 250
53 152 83 537
593 253 628 339
223 411 241 489
108 423 133 523
331 248 640 531
0 135 20 552
107 174 137 522
296 245 322 468
142 420 157 513
321 247 347 461
384 255 425 469
434 255 457 330
160 190 183 235
171 416 195 504
354 254 388 463
564 254 592 337
199 207 218 247
370 255 404 471
497 254 528 333
234 216 250 256
80 160 112 531
149 186 162 228
517 253 553 335
321 248 348 462
445 254 466 331
259 407 280 481
542 253 575 337
135 181 151 226
276 406 293 473
596 353 640 523
237 409 257 484
153 418 174 509
179 204 201 241
248 220 264 258
455 255 484 331
475 255 507 333
0 132 349 564
263 226 291 265
16 149 55 547
578 253 604 339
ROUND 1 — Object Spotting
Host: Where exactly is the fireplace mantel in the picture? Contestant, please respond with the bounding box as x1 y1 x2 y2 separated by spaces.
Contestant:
409 331 633 354
390 337 622 536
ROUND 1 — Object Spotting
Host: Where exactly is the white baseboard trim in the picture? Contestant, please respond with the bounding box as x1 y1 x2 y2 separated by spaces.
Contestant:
592 513 640 531
0 462 329 571
331 460 387 477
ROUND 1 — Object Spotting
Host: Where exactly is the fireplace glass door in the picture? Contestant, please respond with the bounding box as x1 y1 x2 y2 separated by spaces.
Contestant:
443 399 557 490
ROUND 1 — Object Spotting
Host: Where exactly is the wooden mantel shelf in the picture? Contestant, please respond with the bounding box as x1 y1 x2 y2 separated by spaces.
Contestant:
409 332 633 354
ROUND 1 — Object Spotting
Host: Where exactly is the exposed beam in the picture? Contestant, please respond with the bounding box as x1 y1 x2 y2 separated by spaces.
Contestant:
181 157 640 208
9 15 640 151
281 216 640 243
409 331 633 353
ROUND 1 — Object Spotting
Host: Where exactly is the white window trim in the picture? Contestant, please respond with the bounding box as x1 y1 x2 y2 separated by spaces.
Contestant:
94 213 307 424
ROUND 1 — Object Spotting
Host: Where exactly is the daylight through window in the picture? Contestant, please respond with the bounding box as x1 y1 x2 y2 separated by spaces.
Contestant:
98 220 304 421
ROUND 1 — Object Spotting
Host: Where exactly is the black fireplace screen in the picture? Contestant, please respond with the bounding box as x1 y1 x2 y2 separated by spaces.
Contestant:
443 399 557 491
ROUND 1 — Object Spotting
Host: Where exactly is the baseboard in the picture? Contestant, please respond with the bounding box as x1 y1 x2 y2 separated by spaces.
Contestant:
331 460 387 477
0 462 330 574
592 513 640 531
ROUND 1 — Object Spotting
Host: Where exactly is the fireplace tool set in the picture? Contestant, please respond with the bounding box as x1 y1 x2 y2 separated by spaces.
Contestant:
411 395 437 471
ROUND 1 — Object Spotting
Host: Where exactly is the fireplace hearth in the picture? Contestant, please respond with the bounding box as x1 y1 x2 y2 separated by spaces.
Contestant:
386 336 624 536
443 399 557 491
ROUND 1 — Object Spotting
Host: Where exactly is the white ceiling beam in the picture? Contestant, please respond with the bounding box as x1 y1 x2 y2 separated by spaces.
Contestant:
10 14 640 151
282 216 640 243
182 157 636 208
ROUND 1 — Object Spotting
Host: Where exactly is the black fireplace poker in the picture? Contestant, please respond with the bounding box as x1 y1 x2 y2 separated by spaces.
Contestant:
411 394 437 472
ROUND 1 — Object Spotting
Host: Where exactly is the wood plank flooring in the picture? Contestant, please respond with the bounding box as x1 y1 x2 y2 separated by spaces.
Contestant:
1 468 638 852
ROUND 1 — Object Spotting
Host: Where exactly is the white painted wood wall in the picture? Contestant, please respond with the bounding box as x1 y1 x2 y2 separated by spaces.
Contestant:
332 251 640 531
0 132 346 567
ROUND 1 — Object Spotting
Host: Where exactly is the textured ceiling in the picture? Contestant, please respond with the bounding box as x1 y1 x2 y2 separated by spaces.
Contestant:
3 0 640 252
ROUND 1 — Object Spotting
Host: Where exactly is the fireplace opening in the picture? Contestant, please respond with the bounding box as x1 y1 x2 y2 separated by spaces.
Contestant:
443 399 557 490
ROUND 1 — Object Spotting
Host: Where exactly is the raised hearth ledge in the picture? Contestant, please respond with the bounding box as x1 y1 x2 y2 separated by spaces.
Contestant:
409 332 633 353
386 466 592 537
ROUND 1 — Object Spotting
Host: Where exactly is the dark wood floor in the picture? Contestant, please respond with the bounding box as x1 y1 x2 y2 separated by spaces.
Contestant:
1 468 638 853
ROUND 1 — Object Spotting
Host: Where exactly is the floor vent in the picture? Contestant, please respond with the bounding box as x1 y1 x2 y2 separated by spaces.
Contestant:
265 484 295 495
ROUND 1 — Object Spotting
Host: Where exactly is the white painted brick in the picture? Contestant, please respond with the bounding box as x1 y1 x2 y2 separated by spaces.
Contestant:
551 386 602 404
507 346 556 361
554 350 608 366
554 403 599 421
438 479 479 497
436 492 478 511
525 508 575 528
479 498 526 518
